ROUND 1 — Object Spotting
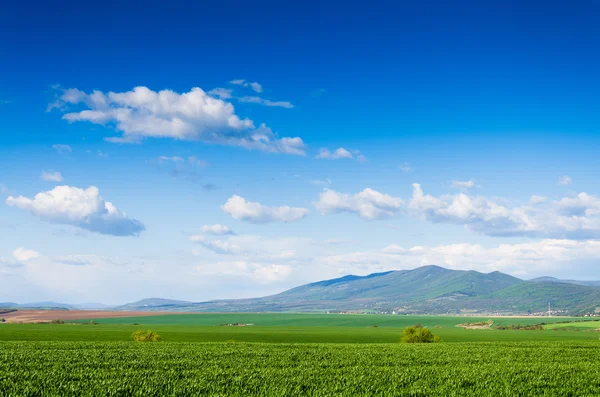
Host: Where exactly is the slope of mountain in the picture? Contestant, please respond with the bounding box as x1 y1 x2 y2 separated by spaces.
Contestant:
115 298 193 311
530 277 600 287
174 266 600 315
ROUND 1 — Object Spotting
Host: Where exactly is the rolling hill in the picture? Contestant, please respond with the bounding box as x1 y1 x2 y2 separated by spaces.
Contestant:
115 266 600 315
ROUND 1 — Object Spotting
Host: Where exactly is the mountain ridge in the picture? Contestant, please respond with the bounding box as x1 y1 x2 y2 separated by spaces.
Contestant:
4 266 600 315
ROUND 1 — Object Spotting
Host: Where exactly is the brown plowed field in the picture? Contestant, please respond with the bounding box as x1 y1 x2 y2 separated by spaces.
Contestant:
0 310 174 323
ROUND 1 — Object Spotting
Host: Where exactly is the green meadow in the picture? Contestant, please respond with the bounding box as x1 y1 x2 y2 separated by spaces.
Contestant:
2 313 599 343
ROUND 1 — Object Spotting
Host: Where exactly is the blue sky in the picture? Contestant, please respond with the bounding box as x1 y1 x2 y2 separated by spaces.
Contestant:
1 1 600 304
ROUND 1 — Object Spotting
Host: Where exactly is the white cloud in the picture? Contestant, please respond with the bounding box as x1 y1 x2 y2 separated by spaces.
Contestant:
200 224 234 235
40 171 63 182
320 239 600 278
238 96 294 109
6 186 145 236
314 188 403 220
409 183 600 239
51 86 305 155
13 247 41 262
191 235 242 255
316 147 355 160
450 180 475 189
229 79 263 93
558 175 572 186
222 195 309 223
196 261 292 282
52 144 71 154
207 87 233 99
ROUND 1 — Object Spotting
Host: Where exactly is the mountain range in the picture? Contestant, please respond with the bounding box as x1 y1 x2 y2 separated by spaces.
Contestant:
3 266 600 315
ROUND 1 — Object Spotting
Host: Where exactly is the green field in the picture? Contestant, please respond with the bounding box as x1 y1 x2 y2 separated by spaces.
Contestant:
69 312 584 327
2 341 600 396
2 313 600 395
2 313 599 343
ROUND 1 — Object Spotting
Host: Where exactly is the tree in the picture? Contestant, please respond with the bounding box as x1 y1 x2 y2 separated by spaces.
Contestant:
132 330 162 342
401 326 442 343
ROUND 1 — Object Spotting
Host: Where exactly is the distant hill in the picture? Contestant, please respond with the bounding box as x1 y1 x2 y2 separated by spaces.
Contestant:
6 266 600 315
530 277 600 287
114 298 193 311
114 265 600 315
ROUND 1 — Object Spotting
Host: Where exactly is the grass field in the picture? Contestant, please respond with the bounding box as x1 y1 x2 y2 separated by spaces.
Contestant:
2 341 600 396
2 313 600 395
1 313 600 343
67 312 584 327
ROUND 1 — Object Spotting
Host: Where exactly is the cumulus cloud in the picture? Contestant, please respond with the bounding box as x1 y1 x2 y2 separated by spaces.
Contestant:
450 180 475 189
229 79 263 93
6 186 145 236
201 224 234 235
558 175 572 186
52 144 71 154
408 184 600 239
13 247 41 262
316 147 365 161
221 195 309 223
50 86 305 155
40 171 63 182
314 188 403 220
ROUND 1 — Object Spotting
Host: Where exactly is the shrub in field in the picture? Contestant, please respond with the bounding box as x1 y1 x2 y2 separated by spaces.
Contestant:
0 318 4 323
401 326 441 343
132 330 162 342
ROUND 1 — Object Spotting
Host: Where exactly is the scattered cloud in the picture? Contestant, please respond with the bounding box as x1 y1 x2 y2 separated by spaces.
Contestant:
13 247 41 262
201 224 234 235
558 175 572 186
207 87 233 99
314 188 403 220
40 171 64 182
52 144 72 154
319 239 600 278
50 86 305 155
6 185 145 236
408 183 600 239
191 235 242 255
229 79 263 93
196 261 292 282
450 180 476 190
222 195 309 223
238 96 294 109
316 147 366 161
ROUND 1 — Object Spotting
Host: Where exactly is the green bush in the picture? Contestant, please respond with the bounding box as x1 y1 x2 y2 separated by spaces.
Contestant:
0 318 5 323
132 330 162 342
401 326 442 343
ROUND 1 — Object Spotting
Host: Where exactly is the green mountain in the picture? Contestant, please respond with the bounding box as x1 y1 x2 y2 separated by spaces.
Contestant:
113 266 599 315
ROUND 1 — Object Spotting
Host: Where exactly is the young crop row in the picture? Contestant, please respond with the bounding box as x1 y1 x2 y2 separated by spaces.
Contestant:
1 341 600 396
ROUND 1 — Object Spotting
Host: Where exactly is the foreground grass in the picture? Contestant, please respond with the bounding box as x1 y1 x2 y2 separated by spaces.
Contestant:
1 323 599 343
1 341 600 396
